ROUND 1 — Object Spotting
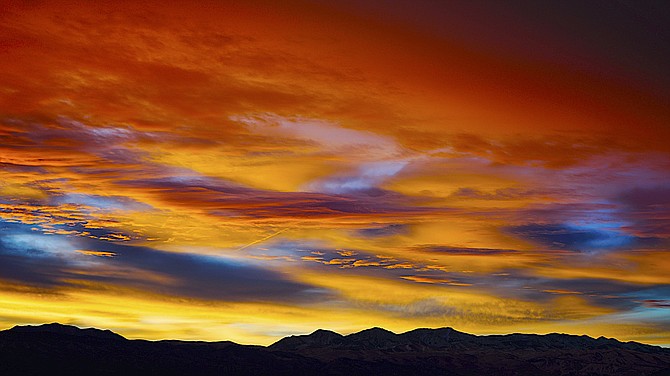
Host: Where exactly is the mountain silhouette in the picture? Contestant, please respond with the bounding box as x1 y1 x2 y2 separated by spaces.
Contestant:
1 323 669 376
7 322 125 340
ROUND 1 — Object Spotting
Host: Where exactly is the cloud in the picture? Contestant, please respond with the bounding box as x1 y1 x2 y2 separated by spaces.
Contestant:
119 174 434 221
51 193 152 212
356 224 409 238
0 117 155 173
306 160 409 194
640 300 670 309
507 223 635 252
618 186 670 210
616 185 670 238
411 245 519 256
0 220 326 303
449 187 537 200
76 250 116 257
235 114 412 194
234 114 401 158
399 275 471 286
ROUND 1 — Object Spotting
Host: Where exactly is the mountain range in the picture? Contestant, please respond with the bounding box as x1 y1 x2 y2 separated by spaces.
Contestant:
1 323 669 375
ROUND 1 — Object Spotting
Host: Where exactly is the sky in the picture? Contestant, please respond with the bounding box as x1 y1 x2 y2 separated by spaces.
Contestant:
1 0 669 345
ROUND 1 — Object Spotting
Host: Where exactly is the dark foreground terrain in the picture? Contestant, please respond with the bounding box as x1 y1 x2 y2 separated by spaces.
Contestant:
1 323 669 376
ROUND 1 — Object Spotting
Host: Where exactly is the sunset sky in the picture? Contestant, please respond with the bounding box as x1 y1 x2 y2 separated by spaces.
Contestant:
1 0 669 345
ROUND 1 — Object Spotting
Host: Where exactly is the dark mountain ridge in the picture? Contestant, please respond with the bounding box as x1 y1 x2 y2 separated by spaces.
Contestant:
1 323 669 376
272 325 661 352
7 322 125 340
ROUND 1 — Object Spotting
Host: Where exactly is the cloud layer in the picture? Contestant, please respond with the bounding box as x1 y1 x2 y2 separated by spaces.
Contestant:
0 0 669 345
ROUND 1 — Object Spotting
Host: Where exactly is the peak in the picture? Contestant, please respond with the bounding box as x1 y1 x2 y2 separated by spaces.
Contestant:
343 327 402 349
351 327 396 336
9 323 125 340
399 327 473 348
309 329 343 338
370 326 393 332
11 323 78 332
403 327 460 334
270 329 344 350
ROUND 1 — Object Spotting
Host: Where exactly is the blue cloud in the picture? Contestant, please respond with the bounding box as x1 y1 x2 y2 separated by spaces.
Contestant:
507 223 635 252
51 194 152 212
0 220 328 302
306 160 408 194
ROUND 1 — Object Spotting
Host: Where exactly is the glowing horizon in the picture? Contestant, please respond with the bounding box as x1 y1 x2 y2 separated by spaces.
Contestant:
1 1 669 346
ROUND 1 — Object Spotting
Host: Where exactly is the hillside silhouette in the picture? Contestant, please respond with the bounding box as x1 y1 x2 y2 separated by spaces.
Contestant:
1 323 669 376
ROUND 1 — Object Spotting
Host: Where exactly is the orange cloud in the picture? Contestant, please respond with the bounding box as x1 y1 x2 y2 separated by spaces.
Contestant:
76 250 116 258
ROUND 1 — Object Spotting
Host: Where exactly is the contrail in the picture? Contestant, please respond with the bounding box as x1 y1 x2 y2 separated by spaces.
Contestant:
235 227 291 251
